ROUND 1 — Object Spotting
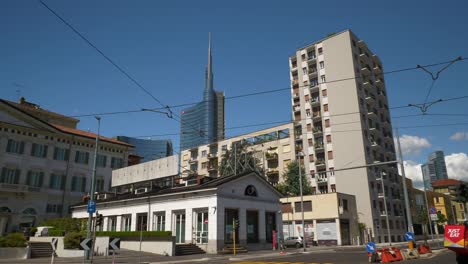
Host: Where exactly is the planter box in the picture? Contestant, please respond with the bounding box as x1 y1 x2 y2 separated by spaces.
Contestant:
0 247 28 259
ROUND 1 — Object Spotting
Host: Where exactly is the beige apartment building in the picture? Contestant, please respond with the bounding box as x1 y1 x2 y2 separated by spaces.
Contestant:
0 98 132 235
180 123 295 185
281 193 359 246
289 30 405 242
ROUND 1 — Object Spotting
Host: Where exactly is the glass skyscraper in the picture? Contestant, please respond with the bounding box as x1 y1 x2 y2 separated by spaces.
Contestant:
116 136 173 162
180 34 225 150
421 150 448 190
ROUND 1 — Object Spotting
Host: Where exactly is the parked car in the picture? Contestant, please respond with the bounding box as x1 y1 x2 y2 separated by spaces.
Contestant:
284 236 303 248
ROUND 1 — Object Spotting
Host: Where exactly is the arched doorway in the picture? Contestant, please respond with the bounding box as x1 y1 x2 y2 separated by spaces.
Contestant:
19 208 37 230
0 207 12 236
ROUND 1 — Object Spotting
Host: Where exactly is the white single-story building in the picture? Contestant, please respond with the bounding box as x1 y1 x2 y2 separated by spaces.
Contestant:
71 172 283 253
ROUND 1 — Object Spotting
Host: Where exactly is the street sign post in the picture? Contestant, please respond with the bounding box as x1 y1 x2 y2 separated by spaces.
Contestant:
404 232 415 241
87 200 96 214
109 237 121 264
429 207 437 214
366 242 376 253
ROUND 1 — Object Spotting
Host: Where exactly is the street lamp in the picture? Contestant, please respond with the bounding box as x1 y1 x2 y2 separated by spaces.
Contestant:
296 152 306 252
86 116 101 259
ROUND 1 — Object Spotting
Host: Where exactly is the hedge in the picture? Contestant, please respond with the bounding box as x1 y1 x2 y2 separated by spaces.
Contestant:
95 231 172 238
0 233 27 248
48 229 65 236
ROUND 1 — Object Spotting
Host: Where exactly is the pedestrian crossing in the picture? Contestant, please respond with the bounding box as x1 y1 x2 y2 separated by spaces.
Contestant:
232 262 334 264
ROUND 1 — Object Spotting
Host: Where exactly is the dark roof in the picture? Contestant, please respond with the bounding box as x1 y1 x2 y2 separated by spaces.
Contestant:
0 99 133 148
72 171 282 207
432 179 466 187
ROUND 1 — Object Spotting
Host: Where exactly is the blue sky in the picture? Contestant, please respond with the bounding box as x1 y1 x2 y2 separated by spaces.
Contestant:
1 0 468 183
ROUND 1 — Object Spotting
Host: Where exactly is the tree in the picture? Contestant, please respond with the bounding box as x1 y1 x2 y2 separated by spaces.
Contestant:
437 211 448 225
218 141 263 177
275 161 312 196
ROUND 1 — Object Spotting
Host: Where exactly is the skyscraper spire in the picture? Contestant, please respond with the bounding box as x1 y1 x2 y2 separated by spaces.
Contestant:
205 32 214 92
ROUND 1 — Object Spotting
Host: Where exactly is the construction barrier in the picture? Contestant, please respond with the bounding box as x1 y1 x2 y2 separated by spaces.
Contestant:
401 248 420 260
418 244 432 254
379 247 404 263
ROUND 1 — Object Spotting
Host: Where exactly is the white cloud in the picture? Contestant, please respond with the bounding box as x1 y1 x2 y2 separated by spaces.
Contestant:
445 153 468 182
450 132 468 141
395 135 431 156
399 160 424 189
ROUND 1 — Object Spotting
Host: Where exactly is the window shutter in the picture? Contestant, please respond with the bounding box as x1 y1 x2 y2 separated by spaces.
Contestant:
43 146 48 158
39 172 44 187
61 175 66 190
19 142 24 154
14 169 20 184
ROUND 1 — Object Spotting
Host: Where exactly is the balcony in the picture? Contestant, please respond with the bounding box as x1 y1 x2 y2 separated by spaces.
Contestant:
374 65 382 75
365 94 376 103
266 152 279 160
310 97 320 106
377 89 386 98
367 109 378 118
266 168 279 175
312 112 321 121
293 93 300 100
375 78 384 87
315 159 326 168
316 177 328 185
293 105 301 113
380 211 388 217
294 134 302 141
189 157 198 164
309 85 319 94
314 142 324 152
0 183 41 193
362 80 372 90
208 153 218 159
312 127 323 135
361 66 371 76
307 54 317 62
308 69 318 77
207 165 218 172
370 141 381 149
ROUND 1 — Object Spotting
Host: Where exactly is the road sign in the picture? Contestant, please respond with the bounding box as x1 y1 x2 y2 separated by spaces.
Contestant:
51 237 58 251
430 213 438 221
87 200 96 214
404 232 415 241
429 207 437 214
366 242 376 253
79 238 92 251
109 237 121 251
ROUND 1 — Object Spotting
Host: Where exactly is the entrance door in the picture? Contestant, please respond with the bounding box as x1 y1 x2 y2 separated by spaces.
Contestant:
195 211 208 244
225 209 239 243
175 213 186 244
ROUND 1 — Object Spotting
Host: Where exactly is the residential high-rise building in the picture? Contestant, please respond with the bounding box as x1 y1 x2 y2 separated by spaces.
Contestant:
289 30 405 242
422 150 448 189
180 34 225 151
115 136 173 162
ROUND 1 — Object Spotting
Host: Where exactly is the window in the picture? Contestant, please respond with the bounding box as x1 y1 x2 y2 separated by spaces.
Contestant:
352 40 356 47
306 110 311 117
107 216 117 231
96 177 104 192
121 214 132 231
31 143 48 158
137 213 148 231
53 147 69 161
318 47 323 55
328 151 334 160
331 184 336 192
201 150 207 157
111 157 124 169
324 104 329 112
319 61 324 69
75 151 89 164
71 176 87 192
153 212 166 231
246 210 259 243
320 75 326 83
307 123 312 132
26 171 44 187
221 145 228 151
342 199 348 211
325 119 330 127
6 139 24 154
310 78 318 87
201 162 208 169
326 135 332 143
97 154 107 167
302 68 308 75
0 168 20 184
322 89 327 97
46 204 63 214
303 201 313 211
49 174 65 190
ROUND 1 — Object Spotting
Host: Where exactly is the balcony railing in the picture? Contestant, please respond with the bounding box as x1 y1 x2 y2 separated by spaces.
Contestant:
312 127 323 134
265 152 278 160
315 159 326 166
0 183 41 193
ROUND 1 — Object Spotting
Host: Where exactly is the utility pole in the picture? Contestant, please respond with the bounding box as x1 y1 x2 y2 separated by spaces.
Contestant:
86 116 101 259
395 127 414 232
297 152 306 252
379 172 392 246
423 187 435 242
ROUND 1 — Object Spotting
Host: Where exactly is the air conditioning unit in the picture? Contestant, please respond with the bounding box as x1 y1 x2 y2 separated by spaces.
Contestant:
135 187 148 195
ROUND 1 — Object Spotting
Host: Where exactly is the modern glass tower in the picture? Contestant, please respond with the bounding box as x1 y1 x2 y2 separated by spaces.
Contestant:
116 136 173 162
180 34 225 150
422 150 448 189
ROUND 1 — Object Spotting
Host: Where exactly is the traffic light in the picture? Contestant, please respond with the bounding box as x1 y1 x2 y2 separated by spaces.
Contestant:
96 214 103 226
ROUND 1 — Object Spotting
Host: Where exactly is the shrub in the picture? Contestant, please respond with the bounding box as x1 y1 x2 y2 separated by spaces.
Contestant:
48 229 65 236
64 231 86 249
96 231 172 238
0 233 27 247
39 218 83 233
29 227 38 237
